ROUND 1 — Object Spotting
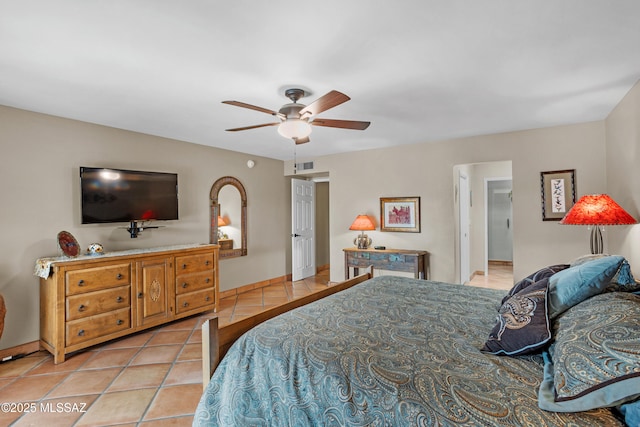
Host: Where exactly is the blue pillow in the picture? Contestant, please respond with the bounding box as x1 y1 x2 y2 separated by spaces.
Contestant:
571 254 639 292
500 264 569 305
538 292 640 412
547 255 624 319
619 399 640 427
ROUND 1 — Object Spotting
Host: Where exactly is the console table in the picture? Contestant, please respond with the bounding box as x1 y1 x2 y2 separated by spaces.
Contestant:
343 248 429 280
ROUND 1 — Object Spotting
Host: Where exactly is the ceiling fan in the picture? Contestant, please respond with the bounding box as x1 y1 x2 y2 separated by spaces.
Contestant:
222 88 370 144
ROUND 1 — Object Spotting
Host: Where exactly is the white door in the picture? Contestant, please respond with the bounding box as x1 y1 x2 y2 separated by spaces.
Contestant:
292 179 316 281
459 173 471 284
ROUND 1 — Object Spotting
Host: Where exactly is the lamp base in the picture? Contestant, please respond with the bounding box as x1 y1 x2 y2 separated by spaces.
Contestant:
590 226 604 254
354 234 372 249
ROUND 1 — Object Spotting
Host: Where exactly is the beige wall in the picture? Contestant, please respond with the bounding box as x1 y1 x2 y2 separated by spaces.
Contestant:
286 120 607 284
4 78 639 352
606 80 640 268
0 105 288 350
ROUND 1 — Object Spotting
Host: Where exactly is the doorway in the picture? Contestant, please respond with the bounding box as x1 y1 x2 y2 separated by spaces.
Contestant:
291 178 316 281
459 172 471 284
485 178 513 274
454 161 513 285
289 176 331 281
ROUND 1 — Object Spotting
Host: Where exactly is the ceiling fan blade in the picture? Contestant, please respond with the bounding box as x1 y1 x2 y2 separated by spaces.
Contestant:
311 118 370 130
294 136 310 145
298 90 350 117
222 100 284 118
225 122 279 132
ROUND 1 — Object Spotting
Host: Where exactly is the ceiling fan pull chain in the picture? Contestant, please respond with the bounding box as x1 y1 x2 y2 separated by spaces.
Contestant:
293 142 297 175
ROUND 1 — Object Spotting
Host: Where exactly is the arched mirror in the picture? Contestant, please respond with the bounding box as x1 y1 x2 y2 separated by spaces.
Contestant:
210 176 247 258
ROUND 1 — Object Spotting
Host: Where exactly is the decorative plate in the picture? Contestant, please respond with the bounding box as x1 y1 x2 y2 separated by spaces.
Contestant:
57 231 80 257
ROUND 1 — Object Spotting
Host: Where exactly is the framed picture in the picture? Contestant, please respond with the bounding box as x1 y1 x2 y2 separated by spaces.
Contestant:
540 169 576 221
380 197 421 232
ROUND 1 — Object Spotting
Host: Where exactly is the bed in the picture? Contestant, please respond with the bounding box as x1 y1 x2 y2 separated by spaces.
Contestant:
194 255 640 426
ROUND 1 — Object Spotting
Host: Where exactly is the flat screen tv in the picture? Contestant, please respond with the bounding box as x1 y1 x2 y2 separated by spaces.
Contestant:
80 167 178 224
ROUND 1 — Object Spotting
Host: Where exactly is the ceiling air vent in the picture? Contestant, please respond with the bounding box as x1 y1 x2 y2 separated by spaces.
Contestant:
295 161 314 171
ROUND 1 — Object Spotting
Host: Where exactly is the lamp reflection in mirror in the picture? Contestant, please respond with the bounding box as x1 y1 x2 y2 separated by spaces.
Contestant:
350 215 375 249
217 216 228 240
559 194 637 254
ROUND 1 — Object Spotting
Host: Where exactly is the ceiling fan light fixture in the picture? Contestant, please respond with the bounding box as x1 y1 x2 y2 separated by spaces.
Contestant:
278 119 312 140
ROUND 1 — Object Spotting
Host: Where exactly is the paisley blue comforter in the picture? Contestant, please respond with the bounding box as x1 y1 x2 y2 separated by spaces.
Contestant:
194 276 622 426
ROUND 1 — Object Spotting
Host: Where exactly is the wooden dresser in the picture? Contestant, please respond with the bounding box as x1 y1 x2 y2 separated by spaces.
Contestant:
38 244 219 363
343 247 429 280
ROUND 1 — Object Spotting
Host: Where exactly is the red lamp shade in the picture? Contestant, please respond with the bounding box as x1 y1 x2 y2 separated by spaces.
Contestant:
560 194 637 226
349 215 375 231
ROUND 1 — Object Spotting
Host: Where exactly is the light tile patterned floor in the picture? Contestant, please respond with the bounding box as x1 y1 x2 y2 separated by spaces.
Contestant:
0 266 511 426
0 271 331 427
467 263 514 290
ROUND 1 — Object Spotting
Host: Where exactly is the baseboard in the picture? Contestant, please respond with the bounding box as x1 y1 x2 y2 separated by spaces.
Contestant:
219 275 289 299
471 270 485 280
316 264 330 273
0 340 40 362
488 260 513 266
220 265 331 299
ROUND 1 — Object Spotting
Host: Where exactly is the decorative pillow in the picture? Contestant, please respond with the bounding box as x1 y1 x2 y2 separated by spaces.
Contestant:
538 292 640 412
501 264 569 305
570 254 639 292
619 399 640 427
569 253 607 267
547 255 624 319
482 278 551 356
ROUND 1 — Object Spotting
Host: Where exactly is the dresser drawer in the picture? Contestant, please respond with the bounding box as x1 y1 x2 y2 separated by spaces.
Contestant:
65 307 131 346
175 271 214 295
66 264 131 296
66 285 131 321
175 289 215 314
175 253 214 275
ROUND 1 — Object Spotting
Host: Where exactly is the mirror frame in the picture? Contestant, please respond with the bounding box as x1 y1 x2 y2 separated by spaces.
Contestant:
210 176 247 259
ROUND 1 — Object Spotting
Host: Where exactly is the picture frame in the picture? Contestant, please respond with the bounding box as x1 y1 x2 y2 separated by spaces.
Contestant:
540 169 576 221
380 197 421 232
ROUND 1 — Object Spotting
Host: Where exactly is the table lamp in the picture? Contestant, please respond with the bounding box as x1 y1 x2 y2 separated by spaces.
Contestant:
559 194 637 254
217 216 228 239
349 215 375 249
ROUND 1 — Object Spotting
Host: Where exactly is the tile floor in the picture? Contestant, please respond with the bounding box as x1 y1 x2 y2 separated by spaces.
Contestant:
0 266 512 426
467 262 514 290
0 271 332 427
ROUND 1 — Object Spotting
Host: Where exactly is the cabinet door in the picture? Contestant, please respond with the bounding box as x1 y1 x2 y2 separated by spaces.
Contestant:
136 257 173 326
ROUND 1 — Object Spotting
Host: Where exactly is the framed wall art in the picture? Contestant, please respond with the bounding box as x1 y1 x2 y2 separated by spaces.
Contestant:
540 169 576 221
380 197 421 232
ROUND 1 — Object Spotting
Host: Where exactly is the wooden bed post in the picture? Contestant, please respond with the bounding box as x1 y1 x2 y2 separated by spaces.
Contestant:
201 316 220 389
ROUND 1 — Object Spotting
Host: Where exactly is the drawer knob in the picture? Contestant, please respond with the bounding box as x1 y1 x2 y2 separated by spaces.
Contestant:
182 302 189 308
205 278 210 283
116 319 124 325
116 296 123 303
116 273 123 280
182 264 187 269
138 292 143 299
78 330 85 336
78 279 85 286
181 282 188 288
205 260 210 266
205 295 211 301
78 304 86 312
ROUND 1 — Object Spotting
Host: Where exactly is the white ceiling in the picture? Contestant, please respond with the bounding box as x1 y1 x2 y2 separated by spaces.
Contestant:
1 1 639 161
